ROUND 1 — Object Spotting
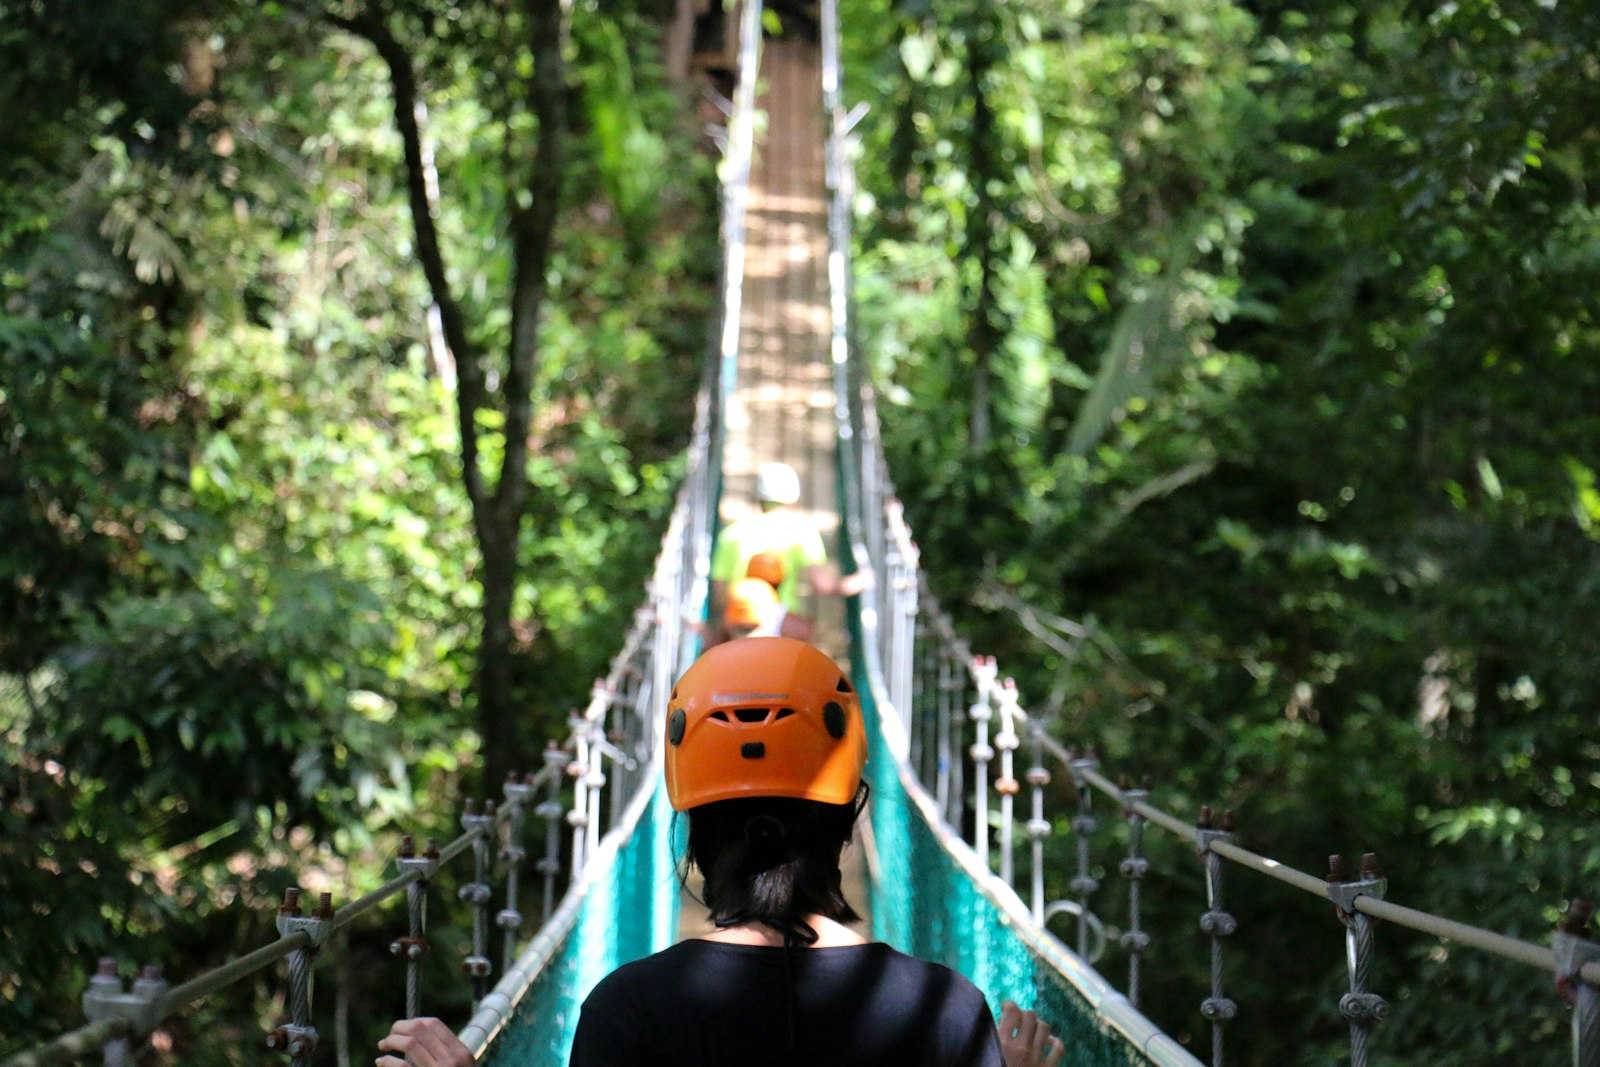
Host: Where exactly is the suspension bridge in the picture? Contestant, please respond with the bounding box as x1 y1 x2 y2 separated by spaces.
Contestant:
8 3 1599 1067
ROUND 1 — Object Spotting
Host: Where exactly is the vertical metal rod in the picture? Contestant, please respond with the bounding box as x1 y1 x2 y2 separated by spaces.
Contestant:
1025 724 1052 922
935 646 954 819
1068 749 1101 959
391 837 438 1020
1119 778 1151 1008
995 679 1021 888
1328 853 1389 1067
1196 808 1238 1067
968 656 997 865
568 726 591 879
499 774 532 972
1556 901 1600 1067
538 750 567 923
459 800 495 1007
949 645 968 828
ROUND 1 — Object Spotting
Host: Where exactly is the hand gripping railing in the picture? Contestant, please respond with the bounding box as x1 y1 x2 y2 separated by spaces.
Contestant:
818 5 1600 1066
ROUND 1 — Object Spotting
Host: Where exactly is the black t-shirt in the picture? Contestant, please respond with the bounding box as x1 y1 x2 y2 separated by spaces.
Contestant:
570 940 1004 1067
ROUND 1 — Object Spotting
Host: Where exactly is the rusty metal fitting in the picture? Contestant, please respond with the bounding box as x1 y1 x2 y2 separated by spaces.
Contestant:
1195 806 1233 856
1324 852 1386 918
277 896 334 948
396 837 440 881
388 935 429 960
279 888 303 918
265 1023 319 1057
82 958 168 1034
461 956 493 980
995 777 1020 796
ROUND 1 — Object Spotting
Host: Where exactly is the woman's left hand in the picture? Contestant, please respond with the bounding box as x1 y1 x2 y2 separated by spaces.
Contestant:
375 1017 475 1067
998 1000 1065 1067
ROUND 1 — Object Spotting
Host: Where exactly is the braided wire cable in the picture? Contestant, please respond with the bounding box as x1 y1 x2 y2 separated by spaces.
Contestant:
1197 843 1238 1067
1576 981 1600 1067
287 948 313 1067
405 880 424 1019
1346 914 1376 1067
1119 790 1150 1009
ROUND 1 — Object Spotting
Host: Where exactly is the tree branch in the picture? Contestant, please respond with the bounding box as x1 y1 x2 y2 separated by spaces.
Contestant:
323 4 487 513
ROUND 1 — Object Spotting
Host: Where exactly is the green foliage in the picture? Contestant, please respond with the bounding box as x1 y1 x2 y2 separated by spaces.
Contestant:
1 0 713 1055
845 0 1600 1061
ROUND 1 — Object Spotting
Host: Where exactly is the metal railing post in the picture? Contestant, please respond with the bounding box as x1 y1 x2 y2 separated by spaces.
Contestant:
391 836 439 1020
1067 748 1102 959
1196 807 1238 1067
1556 900 1600 1067
995 679 1022 888
538 749 568 923
1026 723 1052 922
458 800 495 1006
1326 853 1389 1067
499 772 533 970
267 888 331 1066
1119 776 1152 1008
968 656 998 866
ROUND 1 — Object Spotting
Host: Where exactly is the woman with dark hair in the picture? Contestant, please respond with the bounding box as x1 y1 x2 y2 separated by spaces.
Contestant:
379 638 1063 1067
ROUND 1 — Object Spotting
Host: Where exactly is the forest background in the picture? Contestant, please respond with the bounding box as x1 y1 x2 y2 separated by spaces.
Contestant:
3 1 1598 1066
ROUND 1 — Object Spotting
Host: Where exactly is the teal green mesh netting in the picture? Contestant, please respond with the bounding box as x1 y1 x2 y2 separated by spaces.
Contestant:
482 777 678 1067
857 666 1151 1067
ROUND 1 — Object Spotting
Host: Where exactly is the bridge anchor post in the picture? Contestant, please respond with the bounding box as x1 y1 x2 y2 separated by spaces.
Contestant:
1195 806 1238 1067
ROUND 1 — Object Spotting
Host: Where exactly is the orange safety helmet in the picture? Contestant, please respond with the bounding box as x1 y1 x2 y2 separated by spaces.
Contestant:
725 577 780 628
665 638 866 811
744 551 786 588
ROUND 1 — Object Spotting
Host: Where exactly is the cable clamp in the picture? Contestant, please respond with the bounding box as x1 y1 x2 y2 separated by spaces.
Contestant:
1339 991 1389 1023
1025 818 1052 840
1069 875 1101 897
1198 996 1237 1021
265 1023 319 1058
276 912 333 949
1199 909 1238 938
461 956 493 980
496 908 524 932
1325 876 1386 922
82 961 169 1034
1120 930 1151 953
1119 856 1150 880
458 882 492 905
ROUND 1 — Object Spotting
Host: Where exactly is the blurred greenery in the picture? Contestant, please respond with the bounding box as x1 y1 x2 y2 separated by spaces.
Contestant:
2 0 714 1058
843 0 1600 1063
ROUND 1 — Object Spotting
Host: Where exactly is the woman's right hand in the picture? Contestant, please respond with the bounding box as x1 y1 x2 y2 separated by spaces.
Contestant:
998 1000 1065 1067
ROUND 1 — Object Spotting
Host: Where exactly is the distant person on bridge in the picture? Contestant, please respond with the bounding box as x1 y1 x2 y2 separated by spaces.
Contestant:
709 461 870 642
377 638 1064 1067
716 575 814 643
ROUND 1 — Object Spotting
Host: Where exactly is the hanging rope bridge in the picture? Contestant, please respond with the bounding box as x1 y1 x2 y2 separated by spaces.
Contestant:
8 3 1600 1067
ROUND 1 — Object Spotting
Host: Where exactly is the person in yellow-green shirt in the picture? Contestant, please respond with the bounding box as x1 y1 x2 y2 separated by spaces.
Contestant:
709 463 870 642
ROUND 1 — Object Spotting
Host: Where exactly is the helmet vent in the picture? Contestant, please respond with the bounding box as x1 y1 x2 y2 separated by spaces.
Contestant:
836 677 854 694
823 701 847 739
710 711 730 722
734 707 770 724
774 708 796 721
